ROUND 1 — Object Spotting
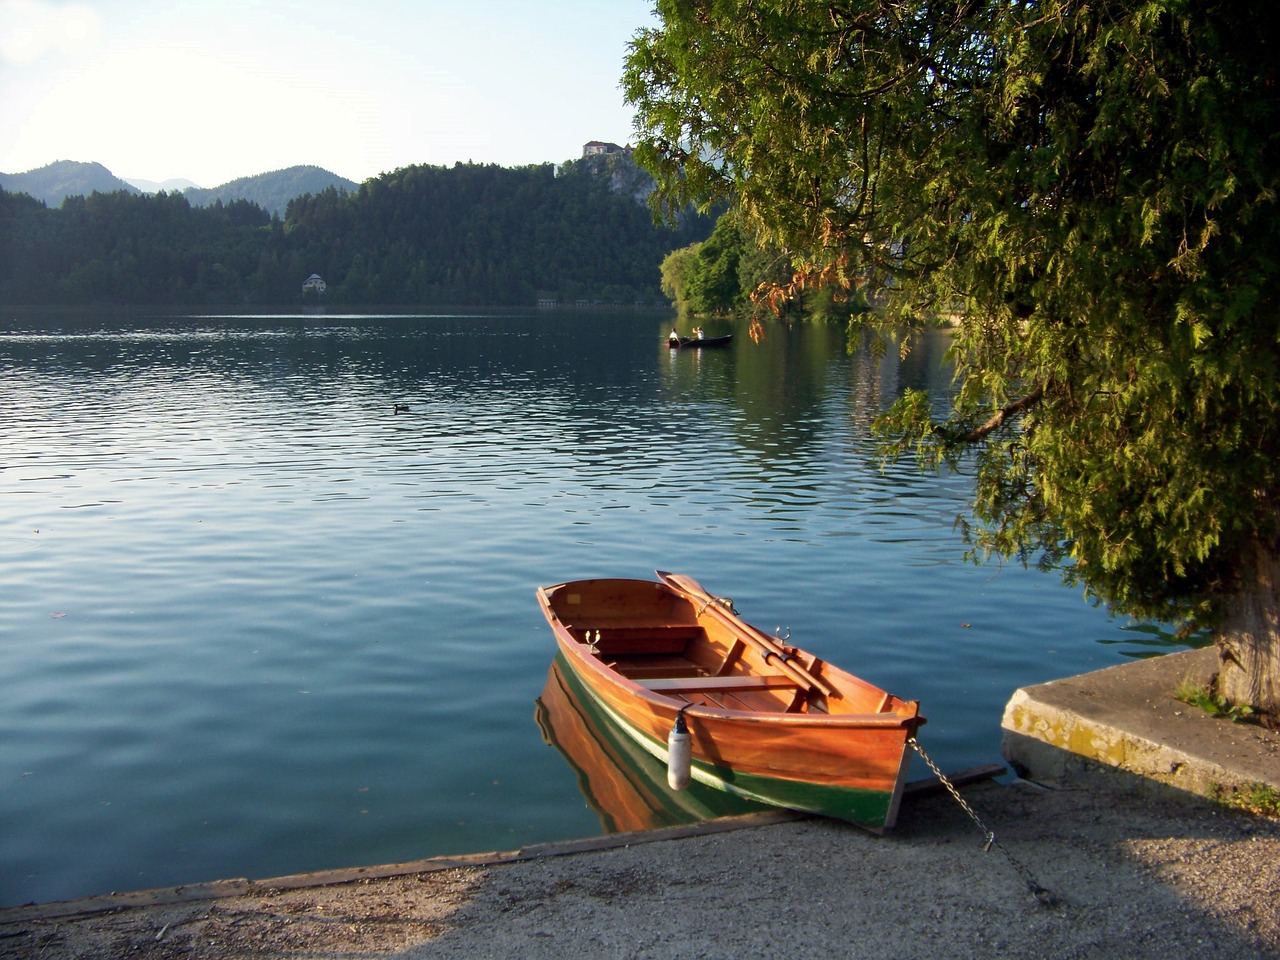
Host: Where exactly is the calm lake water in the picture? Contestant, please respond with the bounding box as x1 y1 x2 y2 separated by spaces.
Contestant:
0 309 1176 907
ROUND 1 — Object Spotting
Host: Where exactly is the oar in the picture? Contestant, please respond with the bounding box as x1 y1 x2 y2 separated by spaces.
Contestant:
656 571 836 697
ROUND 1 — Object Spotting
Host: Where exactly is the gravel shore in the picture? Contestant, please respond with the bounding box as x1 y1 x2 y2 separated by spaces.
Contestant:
4 779 1277 959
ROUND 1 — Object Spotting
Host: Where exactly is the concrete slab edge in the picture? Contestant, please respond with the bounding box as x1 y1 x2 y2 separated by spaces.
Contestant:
1001 649 1280 801
1003 689 1220 795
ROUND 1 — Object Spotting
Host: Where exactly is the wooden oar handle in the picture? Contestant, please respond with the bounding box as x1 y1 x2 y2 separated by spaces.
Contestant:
742 625 836 696
661 572 838 697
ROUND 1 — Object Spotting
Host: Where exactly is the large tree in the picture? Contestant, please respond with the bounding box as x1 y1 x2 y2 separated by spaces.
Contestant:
625 0 1280 716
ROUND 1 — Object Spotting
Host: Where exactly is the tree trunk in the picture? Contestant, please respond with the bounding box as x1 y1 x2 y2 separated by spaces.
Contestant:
1215 542 1280 719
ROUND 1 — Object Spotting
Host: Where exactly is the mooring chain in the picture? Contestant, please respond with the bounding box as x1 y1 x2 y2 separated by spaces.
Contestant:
908 737 1057 907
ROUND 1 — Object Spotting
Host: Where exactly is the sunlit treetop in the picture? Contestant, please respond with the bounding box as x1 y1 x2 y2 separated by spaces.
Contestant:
626 0 1280 713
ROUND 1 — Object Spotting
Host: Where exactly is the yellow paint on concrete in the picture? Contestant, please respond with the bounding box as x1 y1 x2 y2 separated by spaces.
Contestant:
1001 650 1280 802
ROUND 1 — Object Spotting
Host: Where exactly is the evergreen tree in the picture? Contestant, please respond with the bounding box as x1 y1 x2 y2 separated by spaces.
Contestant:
0 156 713 308
626 0 1280 715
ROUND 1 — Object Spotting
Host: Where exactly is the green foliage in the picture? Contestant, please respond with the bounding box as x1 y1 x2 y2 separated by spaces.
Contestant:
0 159 714 306
684 212 745 314
625 1 1280 658
1174 679 1256 723
659 242 702 315
657 208 849 318
1208 781 1280 818
0 188 280 304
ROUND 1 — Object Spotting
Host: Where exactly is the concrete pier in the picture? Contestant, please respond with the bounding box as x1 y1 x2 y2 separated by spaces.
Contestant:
1002 646 1280 799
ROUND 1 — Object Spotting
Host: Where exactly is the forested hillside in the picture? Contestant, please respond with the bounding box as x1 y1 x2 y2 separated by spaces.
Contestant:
183 165 358 217
0 157 711 307
0 160 138 208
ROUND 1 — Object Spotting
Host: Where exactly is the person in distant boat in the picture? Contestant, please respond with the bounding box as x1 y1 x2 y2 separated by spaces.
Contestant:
669 328 681 344
695 326 704 339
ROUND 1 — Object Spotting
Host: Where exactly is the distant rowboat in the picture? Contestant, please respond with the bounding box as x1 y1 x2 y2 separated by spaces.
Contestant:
668 334 732 348
535 571 924 831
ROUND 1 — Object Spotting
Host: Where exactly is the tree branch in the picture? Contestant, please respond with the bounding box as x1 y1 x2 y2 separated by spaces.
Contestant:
949 384 1045 443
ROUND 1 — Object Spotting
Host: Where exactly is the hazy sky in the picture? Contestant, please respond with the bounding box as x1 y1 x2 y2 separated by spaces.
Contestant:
0 0 657 187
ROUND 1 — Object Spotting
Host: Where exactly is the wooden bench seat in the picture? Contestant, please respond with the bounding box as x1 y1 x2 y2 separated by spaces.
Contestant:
638 674 799 694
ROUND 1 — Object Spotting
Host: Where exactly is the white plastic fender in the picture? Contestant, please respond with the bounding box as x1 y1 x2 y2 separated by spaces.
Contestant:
667 708 692 791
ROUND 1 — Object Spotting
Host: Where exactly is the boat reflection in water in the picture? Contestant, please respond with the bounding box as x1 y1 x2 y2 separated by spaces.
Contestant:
536 654 769 833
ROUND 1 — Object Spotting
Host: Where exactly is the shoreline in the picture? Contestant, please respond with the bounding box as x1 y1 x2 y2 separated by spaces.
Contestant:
4 650 1279 959
3 780 1276 959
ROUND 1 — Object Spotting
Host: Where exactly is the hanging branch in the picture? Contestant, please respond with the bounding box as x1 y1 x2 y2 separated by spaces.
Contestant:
947 384 1045 443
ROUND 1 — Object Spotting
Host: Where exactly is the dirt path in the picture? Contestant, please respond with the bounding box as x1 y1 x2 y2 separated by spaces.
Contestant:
3 781 1277 960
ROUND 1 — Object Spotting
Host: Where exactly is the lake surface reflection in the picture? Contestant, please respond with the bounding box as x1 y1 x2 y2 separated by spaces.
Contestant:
0 309 1170 906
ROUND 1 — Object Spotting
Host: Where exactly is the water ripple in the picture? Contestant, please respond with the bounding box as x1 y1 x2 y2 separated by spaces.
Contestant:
0 311 1166 907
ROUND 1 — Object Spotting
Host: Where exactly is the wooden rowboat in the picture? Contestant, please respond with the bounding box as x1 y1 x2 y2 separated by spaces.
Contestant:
535 572 924 831
667 334 732 348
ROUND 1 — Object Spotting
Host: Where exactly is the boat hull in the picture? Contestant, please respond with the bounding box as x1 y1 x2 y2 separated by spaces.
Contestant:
668 335 732 348
536 575 922 831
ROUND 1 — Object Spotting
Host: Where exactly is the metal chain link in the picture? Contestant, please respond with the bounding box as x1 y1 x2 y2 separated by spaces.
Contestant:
908 737 1057 907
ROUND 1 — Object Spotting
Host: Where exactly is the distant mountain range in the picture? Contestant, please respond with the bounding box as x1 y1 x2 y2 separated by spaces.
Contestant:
125 176 201 194
0 160 358 217
181 166 359 216
0 160 134 206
